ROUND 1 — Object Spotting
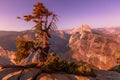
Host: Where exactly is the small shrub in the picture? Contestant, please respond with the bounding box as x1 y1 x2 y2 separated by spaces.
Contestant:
106 39 118 44
41 52 96 77
117 58 120 64
77 64 96 76
116 50 120 54
94 37 103 43
110 65 120 73
82 36 88 40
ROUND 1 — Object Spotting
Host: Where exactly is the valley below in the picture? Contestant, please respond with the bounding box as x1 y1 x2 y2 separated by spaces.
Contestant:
0 24 120 80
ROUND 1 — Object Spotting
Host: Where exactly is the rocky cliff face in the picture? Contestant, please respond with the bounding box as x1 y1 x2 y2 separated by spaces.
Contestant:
0 46 14 65
50 30 71 55
69 25 120 70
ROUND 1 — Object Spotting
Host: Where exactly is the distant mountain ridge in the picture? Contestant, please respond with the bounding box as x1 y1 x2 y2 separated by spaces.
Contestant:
0 30 35 51
0 25 120 69
0 25 120 51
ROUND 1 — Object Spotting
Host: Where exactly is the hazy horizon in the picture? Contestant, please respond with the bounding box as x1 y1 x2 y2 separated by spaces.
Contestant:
0 0 120 31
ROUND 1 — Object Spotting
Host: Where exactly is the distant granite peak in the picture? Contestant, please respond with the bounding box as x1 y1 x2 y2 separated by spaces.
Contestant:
81 24 91 33
69 25 120 70
72 24 91 34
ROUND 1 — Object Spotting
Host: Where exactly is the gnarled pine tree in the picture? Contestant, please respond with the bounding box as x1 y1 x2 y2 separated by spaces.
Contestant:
16 2 58 64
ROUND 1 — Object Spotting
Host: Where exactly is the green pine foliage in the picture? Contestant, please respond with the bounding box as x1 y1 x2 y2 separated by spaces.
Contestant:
41 52 96 77
14 38 34 63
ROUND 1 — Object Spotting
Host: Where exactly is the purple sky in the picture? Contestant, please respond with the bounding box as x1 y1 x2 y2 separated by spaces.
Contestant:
0 0 120 31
